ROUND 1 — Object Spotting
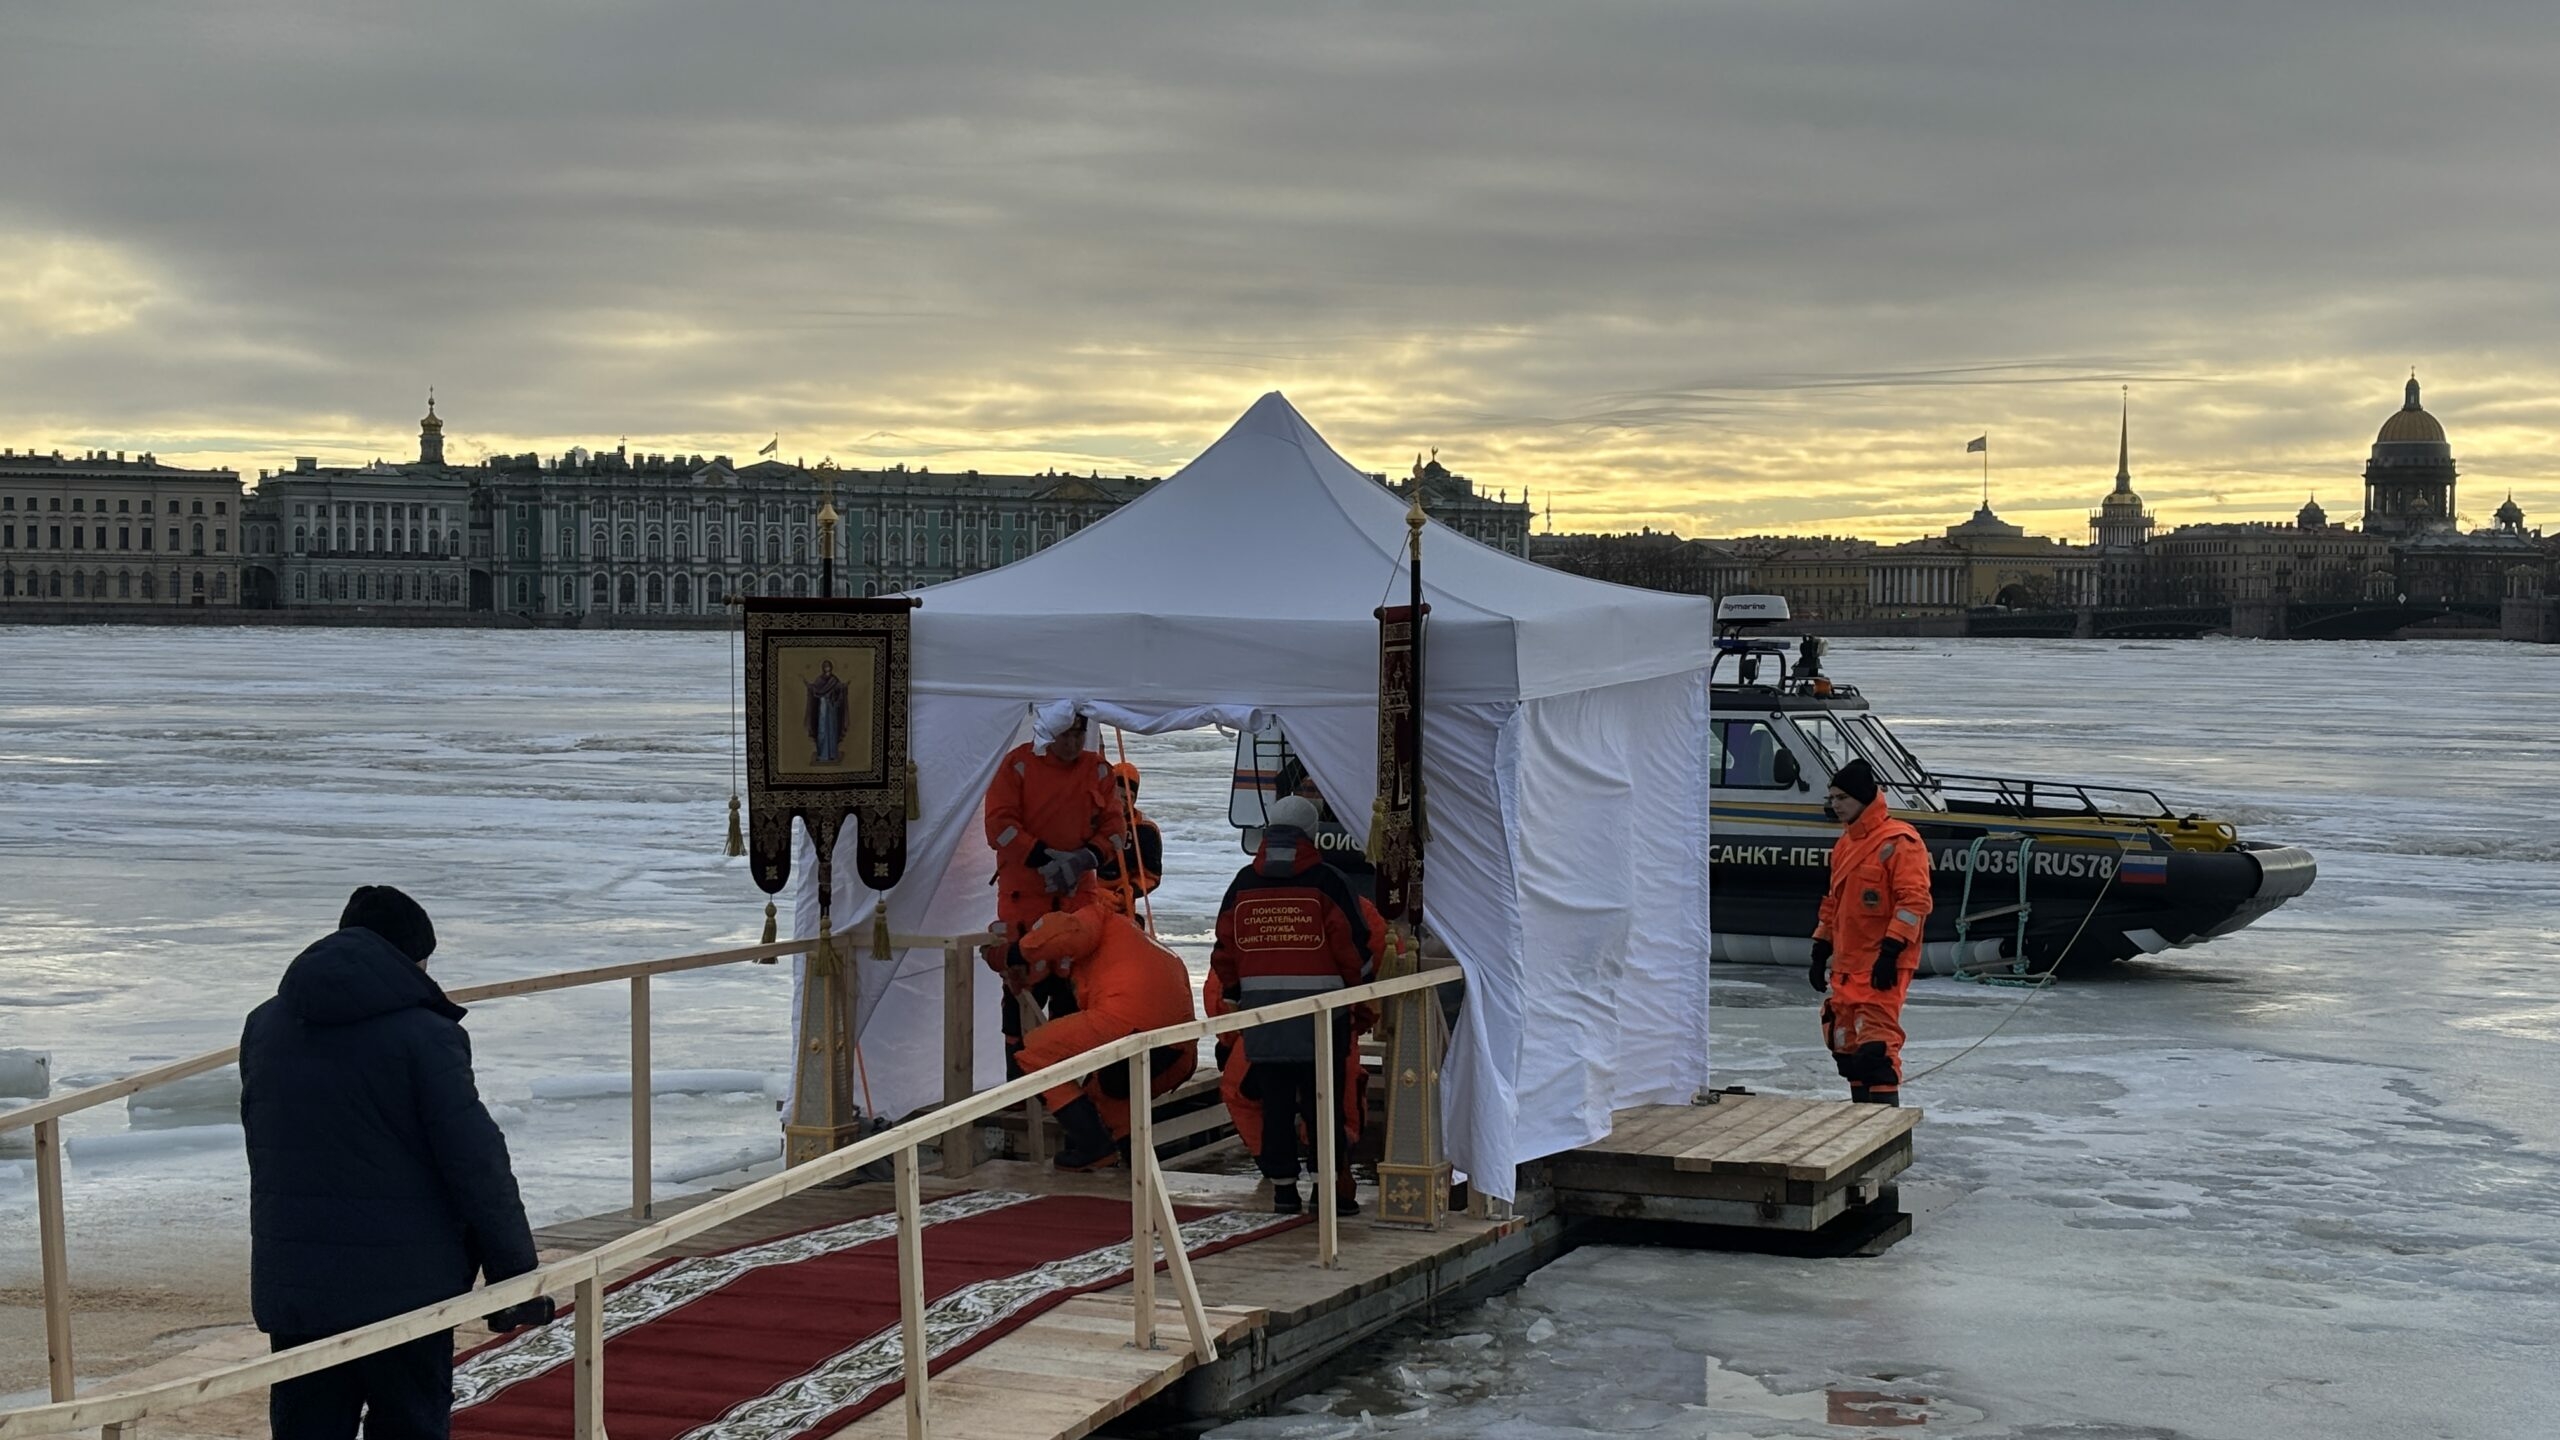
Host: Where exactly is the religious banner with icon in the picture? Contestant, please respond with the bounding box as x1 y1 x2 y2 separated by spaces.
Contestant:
1369 602 1428 922
742 598 919 909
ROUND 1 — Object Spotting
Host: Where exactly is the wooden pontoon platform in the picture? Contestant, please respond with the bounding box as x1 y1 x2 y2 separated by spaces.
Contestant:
27 1096 1907 1440
536 1159 1565 1438
1546 1094 1920 1255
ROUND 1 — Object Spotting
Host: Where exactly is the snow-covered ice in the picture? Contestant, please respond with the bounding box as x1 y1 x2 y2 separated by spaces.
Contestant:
5 628 2559 1435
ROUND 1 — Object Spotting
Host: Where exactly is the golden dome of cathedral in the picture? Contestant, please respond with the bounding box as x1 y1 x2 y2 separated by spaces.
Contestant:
2375 376 2443 445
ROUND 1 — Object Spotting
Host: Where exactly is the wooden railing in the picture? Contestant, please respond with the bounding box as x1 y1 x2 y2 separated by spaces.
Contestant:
0 930 967 1409
0 936 1460 1440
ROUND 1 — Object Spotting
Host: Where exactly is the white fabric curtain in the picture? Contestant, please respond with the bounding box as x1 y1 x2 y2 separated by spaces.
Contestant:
792 674 1707 1203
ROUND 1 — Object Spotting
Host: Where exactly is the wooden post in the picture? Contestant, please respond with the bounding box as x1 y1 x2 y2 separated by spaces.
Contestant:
572 1272 605 1440
785 922 864 1166
1313 1007 1340 1268
1374 963 1453 1230
941 941 974 1179
630 975 652 1218
35 1116 73 1403
1143 1147 1217 1363
1127 1054 1157 1351
894 1147 931 1440
1022 1097 1047 1164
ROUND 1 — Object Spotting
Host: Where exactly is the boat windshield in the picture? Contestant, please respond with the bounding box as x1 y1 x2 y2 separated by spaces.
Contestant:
1790 712 1868 778
1795 711 1936 808
1850 716 1929 786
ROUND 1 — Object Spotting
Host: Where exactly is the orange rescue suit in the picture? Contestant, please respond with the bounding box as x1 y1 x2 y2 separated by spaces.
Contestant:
1814 799 1933 1098
1013 908 1198 1139
984 741 1126 937
1204 892 1383 1162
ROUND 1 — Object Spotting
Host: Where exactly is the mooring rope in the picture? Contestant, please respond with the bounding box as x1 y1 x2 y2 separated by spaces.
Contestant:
1900 864 2119 1084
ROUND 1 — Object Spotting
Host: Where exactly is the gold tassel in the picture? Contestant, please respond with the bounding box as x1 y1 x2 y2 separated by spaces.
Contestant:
813 912 836 977
761 900 778 945
872 905 892 960
1364 795 1388 864
905 763 922 821
724 794 746 857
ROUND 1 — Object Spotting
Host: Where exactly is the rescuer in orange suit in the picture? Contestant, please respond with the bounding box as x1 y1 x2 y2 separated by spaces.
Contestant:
1006 905 1198 1171
1808 758 1933 1105
1211 796 1372 1215
1101 761 1164 915
983 712 1126 1067
1205 961 1370 1171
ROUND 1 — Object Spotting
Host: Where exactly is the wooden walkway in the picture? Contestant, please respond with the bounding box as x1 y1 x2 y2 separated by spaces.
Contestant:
89 1096 1910 1440
533 1159 1555 1438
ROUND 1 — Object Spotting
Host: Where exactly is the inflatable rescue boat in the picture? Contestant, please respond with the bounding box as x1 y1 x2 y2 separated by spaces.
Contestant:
1224 595 2316 978
1704 596 2315 974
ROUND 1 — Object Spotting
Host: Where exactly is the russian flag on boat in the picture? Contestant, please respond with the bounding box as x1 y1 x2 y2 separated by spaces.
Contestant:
2120 851 2170 885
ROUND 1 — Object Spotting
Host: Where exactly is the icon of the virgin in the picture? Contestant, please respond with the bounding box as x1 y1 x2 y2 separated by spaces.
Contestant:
805 659 850 765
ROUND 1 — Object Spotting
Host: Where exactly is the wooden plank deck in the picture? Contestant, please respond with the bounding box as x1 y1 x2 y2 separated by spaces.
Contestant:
531 1157 1552 1438
1544 1096 1918 1247
97 1097 1902 1440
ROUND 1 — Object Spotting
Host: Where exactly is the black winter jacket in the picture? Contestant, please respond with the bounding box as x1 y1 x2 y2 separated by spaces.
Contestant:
240 927 537 1337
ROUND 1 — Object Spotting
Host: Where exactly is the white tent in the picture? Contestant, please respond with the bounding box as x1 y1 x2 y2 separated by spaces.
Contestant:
794 393 1715 1199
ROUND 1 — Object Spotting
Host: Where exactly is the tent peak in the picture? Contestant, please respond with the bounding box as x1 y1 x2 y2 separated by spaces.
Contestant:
1230 390 1312 443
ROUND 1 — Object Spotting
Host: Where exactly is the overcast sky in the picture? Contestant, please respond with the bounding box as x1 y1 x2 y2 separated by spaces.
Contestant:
4 2 2556 540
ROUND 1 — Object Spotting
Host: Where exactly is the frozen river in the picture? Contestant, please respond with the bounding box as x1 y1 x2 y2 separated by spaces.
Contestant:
4 627 2558 1436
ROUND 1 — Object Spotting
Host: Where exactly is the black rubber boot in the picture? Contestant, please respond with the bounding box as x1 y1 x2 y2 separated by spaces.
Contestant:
1272 1182 1303 1215
1855 1089 1902 1106
1052 1098 1120 1171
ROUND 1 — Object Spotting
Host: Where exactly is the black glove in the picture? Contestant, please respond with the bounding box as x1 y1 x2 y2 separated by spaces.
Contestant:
1871 937 1907 992
486 1296 557 1334
1807 938 1832 993
1025 842 1053 869
1039 845 1100 895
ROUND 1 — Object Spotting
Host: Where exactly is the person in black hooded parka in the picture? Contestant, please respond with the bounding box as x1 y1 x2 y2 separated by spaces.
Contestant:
240 886 549 1440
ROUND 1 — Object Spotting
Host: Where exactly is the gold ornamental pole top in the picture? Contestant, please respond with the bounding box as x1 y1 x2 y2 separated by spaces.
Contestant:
1407 453 1427 549
815 463 841 546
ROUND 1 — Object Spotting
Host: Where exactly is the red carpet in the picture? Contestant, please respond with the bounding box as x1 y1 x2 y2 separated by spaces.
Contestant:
449 1190 1302 1440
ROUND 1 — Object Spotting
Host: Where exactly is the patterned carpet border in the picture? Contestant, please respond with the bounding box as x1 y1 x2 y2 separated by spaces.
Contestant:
452 1189 1040 1410
684 1207 1298 1440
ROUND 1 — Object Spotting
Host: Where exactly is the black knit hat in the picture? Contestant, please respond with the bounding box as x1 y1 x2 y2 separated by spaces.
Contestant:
341 885 437 963
1830 758 1880 805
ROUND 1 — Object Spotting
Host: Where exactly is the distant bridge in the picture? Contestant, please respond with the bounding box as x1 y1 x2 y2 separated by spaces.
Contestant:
1961 599 2502 640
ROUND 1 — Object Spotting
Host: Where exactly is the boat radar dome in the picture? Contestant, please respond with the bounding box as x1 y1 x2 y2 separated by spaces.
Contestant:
1716 595 1791 628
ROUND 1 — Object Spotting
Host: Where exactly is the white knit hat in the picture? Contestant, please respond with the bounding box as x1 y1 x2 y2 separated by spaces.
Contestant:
1264 795 1322 835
